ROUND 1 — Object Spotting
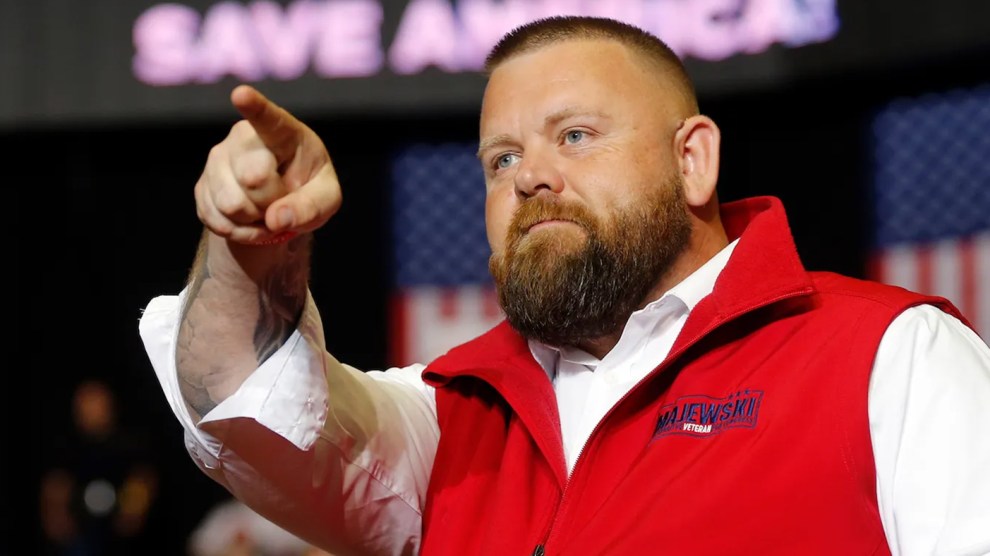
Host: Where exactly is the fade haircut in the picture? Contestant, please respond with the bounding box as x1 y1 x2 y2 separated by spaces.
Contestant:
484 16 699 114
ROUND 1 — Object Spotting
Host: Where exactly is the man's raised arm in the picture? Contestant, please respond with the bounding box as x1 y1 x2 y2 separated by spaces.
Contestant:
140 86 437 555
176 84 341 421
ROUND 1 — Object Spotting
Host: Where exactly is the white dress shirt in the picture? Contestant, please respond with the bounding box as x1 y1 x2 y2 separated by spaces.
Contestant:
139 239 990 555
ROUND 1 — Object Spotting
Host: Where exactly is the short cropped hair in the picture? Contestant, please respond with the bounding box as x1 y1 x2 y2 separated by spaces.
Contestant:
485 16 699 114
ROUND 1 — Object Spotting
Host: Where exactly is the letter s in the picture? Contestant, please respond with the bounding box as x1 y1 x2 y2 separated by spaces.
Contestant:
133 3 201 85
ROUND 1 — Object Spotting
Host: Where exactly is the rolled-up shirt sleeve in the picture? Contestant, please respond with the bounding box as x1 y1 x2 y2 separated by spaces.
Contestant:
138 289 438 556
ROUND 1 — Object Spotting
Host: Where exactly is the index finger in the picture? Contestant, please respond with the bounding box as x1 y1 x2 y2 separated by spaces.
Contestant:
230 84 304 163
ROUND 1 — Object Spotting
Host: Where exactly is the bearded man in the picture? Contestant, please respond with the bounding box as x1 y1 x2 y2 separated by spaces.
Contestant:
139 15 990 556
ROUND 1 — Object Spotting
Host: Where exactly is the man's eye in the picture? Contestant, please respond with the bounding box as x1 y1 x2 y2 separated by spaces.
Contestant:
565 130 585 144
496 153 519 170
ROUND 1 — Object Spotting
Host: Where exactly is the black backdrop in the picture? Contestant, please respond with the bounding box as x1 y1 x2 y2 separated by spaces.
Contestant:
9 21 990 556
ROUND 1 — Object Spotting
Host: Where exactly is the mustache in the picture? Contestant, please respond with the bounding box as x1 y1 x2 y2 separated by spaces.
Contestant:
510 197 596 234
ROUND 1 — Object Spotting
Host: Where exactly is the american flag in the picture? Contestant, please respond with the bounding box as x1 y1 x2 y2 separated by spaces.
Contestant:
867 84 990 339
389 143 504 367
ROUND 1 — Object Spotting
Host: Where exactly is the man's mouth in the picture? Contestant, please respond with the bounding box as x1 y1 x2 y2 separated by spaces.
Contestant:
525 218 579 233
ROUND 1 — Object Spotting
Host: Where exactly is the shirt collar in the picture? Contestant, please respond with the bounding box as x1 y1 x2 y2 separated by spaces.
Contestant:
655 238 739 313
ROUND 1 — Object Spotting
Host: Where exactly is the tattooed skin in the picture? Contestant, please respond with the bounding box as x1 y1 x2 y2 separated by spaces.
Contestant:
253 246 309 362
176 232 311 421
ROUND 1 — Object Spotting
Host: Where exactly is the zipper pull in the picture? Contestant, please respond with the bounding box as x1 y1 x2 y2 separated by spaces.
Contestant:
532 545 545 556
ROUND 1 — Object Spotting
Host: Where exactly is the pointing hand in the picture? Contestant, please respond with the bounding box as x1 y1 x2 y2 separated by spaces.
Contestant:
194 85 342 245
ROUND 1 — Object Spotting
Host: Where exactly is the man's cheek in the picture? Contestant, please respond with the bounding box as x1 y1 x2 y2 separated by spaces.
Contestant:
484 207 513 255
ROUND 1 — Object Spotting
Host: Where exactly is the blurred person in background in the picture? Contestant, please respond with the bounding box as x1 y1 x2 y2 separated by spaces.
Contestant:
39 378 160 555
190 498 333 556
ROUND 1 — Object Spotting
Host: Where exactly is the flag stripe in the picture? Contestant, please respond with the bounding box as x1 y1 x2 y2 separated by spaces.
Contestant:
917 244 934 296
883 245 920 292
483 287 502 319
932 239 961 308
977 233 990 339
960 237 977 328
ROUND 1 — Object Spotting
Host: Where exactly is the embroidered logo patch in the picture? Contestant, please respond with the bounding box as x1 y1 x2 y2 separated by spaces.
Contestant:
653 390 764 439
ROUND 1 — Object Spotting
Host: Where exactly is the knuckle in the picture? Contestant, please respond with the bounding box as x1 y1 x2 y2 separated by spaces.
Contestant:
233 152 277 189
207 143 225 163
199 204 233 236
211 220 234 236
237 166 271 190
212 187 247 215
231 119 254 136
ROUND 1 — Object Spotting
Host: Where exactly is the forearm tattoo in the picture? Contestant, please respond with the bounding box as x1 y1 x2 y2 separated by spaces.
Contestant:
253 243 309 362
178 259 218 420
177 234 310 420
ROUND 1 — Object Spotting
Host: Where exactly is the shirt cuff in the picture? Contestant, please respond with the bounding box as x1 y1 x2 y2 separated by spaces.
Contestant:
139 289 330 461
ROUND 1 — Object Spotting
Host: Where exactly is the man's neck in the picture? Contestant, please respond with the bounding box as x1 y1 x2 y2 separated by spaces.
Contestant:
577 332 626 361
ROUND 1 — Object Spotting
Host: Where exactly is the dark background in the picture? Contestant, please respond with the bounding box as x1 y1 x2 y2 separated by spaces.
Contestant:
8 0 990 554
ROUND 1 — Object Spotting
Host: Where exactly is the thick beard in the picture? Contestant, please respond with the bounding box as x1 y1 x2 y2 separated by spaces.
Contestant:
489 177 692 348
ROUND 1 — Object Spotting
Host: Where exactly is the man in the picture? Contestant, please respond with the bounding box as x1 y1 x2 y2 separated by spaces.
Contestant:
39 379 161 555
188 498 334 556
139 15 990 556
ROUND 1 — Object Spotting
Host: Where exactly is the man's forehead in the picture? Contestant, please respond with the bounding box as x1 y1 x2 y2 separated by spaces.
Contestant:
481 44 648 115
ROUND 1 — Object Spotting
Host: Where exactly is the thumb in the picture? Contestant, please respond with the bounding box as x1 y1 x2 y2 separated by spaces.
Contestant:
263 163 342 233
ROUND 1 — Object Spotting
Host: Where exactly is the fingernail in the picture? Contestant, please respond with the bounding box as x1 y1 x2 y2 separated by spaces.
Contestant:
277 207 294 228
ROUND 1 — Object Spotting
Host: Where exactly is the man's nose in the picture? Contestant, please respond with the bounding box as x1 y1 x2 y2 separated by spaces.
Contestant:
513 149 564 199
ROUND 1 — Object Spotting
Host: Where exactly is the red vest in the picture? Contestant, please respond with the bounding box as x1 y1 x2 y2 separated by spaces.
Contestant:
420 196 964 555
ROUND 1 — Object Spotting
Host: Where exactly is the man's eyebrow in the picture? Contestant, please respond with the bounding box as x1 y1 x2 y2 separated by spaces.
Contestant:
544 106 609 127
476 107 610 159
477 134 514 159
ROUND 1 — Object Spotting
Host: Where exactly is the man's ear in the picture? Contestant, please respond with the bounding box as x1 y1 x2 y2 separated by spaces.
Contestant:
674 115 721 208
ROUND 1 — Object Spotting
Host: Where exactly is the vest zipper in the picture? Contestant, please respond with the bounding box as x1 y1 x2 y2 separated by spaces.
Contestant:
535 408 597 555
537 290 809 553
